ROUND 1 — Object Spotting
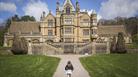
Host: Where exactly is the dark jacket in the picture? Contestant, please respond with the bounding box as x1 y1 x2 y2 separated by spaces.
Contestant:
65 64 74 71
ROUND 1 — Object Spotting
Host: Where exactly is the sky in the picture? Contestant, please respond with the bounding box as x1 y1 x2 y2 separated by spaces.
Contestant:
0 0 138 24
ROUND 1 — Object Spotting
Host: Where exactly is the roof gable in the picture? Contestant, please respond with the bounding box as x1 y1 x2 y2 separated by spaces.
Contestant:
44 13 55 21
63 0 75 11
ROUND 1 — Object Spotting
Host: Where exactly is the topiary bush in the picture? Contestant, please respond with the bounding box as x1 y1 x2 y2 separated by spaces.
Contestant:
110 36 116 53
11 35 28 55
116 32 127 53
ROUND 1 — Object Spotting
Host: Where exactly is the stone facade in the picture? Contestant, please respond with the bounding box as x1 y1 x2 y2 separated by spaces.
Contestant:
40 0 98 43
4 0 131 54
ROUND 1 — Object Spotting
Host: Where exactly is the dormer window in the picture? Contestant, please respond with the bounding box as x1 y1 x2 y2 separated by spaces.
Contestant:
66 6 70 14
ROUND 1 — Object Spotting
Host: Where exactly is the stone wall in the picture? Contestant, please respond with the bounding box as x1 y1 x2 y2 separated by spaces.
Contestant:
28 43 64 55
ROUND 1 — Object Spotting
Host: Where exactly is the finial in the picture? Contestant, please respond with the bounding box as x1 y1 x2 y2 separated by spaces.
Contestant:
85 10 87 12
92 10 96 14
42 11 45 17
49 10 51 14
40 15 43 21
56 0 59 4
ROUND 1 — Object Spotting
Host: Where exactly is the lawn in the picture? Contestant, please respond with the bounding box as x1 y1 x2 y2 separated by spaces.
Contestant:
80 54 138 77
0 55 60 77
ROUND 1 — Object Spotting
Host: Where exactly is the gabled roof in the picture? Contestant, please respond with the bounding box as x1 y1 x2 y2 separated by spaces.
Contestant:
45 12 55 19
63 0 75 11
97 25 128 37
9 22 40 34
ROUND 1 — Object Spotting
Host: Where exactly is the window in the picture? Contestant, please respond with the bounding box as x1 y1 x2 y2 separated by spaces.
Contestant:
83 29 89 36
64 38 73 43
48 30 53 36
82 19 89 26
66 6 70 14
65 27 72 34
92 29 96 34
83 19 89 22
92 19 97 25
48 19 53 27
83 39 89 43
64 18 72 24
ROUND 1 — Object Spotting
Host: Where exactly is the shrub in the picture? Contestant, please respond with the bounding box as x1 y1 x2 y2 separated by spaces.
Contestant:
132 34 138 45
116 32 127 53
11 35 28 55
110 36 116 53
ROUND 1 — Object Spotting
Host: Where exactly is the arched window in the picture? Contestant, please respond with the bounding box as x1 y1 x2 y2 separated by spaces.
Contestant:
66 6 70 14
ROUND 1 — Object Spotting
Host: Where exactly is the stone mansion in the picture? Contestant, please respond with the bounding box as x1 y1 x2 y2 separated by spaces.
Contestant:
4 0 131 54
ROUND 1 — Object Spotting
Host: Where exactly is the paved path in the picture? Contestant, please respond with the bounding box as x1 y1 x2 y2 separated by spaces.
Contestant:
51 55 90 77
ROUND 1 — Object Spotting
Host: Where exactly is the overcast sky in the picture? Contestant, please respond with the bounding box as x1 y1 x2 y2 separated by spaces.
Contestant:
0 0 138 24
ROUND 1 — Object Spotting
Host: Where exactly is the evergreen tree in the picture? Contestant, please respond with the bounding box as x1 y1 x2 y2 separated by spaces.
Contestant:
12 14 20 21
110 36 116 53
11 35 28 55
116 32 127 53
21 15 36 21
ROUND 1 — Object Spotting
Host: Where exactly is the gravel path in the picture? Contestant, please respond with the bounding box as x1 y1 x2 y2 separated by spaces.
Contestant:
51 55 90 77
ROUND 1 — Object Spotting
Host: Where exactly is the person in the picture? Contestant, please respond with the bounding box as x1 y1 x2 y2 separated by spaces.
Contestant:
65 61 74 77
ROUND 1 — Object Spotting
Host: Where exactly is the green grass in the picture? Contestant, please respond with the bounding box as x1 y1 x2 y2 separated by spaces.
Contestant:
80 54 138 77
0 47 12 55
126 44 138 49
0 55 60 77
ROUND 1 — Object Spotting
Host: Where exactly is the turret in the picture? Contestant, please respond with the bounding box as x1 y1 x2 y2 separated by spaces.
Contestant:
90 10 98 39
56 0 60 12
91 10 97 26
43 11 46 18
76 0 80 13
40 11 46 21
56 0 60 15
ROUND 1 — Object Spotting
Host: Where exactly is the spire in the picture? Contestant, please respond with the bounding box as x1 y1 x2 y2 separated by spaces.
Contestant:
43 11 45 17
76 0 80 12
49 10 51 14
40 15 43 21
56 0 60 11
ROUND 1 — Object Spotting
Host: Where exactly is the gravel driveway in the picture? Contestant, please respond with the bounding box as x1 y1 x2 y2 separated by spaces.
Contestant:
51 55 90 77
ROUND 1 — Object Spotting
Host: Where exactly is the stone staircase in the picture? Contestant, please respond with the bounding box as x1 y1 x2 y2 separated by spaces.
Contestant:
43 43 64 55
76 42 93 54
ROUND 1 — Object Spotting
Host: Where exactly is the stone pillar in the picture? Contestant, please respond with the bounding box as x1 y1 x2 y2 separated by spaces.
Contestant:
3 37 7 47
92 40 96 55
43 43 46 55
106 39 110 54
28 42 32 55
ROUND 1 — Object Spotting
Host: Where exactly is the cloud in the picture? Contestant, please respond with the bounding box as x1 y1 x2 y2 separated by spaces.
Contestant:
80 9 102 21
0 2 17 13
23 0 49 21
99 0 138 19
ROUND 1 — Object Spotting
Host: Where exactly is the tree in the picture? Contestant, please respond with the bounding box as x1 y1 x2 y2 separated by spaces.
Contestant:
12 14 20 21
125 17 138 36
0 26 5 46
116 32 127 53
0 19 11 46
110 36 116 53
132 34 138 45
11 35 28 55
21 15 35 21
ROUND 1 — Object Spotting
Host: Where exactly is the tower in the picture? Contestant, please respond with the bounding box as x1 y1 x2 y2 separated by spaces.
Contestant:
91 10 98 39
